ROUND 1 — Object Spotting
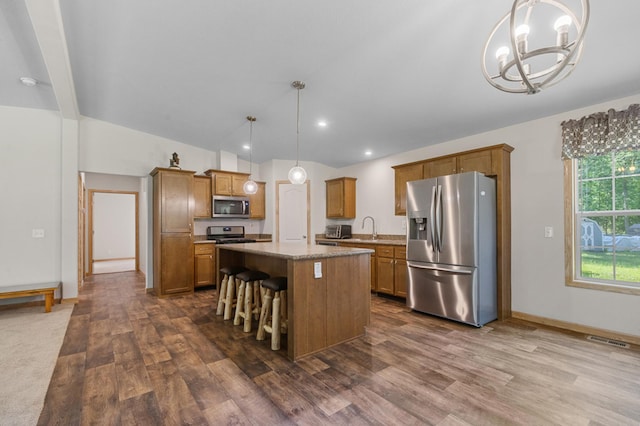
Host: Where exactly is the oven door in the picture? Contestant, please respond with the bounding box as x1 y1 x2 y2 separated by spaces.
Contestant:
212 196 250 218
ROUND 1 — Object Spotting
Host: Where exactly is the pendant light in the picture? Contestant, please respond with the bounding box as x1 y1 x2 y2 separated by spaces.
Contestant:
288 80 307 184
243 116 258 195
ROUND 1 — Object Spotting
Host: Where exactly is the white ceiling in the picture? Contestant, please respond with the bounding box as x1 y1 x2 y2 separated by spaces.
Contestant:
3 1 640 168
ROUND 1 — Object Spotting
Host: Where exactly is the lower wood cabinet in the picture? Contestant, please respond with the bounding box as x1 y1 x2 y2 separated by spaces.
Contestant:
159 233 194 295
194 244 215 287
376 245 407 297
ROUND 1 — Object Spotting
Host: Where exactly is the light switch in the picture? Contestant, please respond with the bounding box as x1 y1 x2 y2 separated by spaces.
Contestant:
32 229 45 238
544 226 553 238
314 262 322 278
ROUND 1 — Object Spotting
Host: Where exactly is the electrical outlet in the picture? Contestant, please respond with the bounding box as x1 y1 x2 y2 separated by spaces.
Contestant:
314 262 322 278
32 229 45 238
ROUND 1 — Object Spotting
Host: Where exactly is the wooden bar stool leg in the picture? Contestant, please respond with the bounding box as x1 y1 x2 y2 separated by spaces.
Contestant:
257 290 272 341
216 274 228 316
272 291 281 350
233 279 246 325
243 280 254 333
223 277 237 321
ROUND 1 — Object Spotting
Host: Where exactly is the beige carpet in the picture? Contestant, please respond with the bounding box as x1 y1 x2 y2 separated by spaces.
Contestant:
0 303 73 426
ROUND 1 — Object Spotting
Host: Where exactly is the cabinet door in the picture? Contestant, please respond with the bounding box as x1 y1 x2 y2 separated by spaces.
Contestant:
161 234 194 294
161 172 193 233
376 256 395 295
249 182 266 219
394 259 408 298
423 157 457 179
326 179 345 217
232 175 248 195
194 245 215 287
394 164 423 216
193 176 211 218
214 174 232 195
458 150 492 175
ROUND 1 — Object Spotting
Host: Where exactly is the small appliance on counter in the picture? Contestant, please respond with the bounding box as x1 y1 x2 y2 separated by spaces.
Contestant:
324 224 352 239
206 226 256 244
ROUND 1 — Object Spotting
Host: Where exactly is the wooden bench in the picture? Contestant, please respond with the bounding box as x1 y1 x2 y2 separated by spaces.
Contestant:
0 282 60 313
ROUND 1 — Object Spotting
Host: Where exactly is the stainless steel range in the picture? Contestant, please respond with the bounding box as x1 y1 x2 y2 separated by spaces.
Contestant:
206 226 256 244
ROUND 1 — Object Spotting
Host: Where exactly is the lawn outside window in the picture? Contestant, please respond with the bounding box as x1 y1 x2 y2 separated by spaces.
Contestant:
562 104 640 295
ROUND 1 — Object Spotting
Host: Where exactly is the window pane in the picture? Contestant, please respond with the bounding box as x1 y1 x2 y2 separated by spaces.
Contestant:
614 151 640 176
578 154 612 179
578 179 612 212
614 175 640 210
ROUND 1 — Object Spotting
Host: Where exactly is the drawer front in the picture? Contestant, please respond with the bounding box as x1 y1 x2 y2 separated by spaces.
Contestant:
395 246 406 259
194 245 214 255
376 246 394 258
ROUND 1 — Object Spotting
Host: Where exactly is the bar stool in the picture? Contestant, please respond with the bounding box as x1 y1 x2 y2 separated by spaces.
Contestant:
233 270 270 332
216 265 249 320
257 277 288 350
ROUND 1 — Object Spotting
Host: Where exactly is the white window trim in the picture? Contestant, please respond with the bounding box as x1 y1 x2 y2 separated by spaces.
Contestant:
563 159 640 295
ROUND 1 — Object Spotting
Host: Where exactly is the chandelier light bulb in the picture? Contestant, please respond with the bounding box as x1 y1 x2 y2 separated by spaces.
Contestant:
554 15 572 32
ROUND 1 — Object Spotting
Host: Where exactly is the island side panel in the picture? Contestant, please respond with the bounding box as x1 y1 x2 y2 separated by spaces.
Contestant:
289 259 328 360
326 253 371 346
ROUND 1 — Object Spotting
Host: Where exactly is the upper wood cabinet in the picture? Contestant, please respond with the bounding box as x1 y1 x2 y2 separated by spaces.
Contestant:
204 169 250 196
193 175 211 218
393 164 423 216
392 143 514 320
248 181 266 219
326 177 356 218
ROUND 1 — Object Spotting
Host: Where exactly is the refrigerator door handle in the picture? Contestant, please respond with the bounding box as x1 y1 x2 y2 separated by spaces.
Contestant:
408 262 474 274
435 184 443 252
430 185 437 251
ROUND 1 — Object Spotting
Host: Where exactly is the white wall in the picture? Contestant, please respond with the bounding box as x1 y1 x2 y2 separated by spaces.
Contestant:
92 193 136 259
0 106 62 301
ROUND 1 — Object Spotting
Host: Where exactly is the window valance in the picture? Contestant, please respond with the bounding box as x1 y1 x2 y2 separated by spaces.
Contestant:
561 103 640 159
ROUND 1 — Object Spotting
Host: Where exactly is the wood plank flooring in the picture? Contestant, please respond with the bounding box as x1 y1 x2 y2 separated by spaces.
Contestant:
39 271 640 425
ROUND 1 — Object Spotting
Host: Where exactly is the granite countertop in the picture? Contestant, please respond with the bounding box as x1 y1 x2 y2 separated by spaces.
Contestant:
316 237 406 246
216 242 374 260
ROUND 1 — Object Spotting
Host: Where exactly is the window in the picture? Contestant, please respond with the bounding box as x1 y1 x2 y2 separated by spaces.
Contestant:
562 104 640 294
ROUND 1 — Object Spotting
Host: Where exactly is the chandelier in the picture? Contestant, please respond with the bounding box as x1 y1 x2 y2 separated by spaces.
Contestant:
243 116 258 195
482 0 589 94
288 80 307 185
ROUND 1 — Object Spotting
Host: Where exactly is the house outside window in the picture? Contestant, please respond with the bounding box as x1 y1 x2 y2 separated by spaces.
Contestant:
563 104 640 294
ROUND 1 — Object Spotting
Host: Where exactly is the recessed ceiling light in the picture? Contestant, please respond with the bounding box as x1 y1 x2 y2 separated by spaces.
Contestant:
19 77 38 87
317 120 327 128
365 150 372 156
242 144 250 150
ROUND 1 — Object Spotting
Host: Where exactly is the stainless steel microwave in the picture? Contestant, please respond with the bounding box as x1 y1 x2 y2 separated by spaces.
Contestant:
212 195 250 219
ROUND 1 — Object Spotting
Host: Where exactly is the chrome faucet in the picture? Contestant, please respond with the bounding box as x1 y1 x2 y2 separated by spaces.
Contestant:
362 216 377 240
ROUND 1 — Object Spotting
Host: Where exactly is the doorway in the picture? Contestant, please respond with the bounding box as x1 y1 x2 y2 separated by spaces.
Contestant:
276 180 310 243
88 190 139 275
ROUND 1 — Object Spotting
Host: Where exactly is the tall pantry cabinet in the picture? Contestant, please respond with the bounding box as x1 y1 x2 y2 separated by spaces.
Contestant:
150 167 195 296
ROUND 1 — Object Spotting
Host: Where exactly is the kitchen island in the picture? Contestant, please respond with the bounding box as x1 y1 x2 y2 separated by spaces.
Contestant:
216 242 373 361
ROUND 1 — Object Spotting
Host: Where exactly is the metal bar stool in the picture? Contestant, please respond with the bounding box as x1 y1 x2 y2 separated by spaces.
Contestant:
216 265 249 320
256 276 288 350
233 270 270 332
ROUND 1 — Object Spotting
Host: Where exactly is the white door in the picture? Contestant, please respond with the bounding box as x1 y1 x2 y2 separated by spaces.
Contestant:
278 182 308 243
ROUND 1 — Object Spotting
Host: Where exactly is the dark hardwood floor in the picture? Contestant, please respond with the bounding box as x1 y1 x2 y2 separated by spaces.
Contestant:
39 271 640 425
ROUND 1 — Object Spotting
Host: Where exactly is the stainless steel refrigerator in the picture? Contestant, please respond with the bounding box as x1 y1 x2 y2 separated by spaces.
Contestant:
406 171 497 327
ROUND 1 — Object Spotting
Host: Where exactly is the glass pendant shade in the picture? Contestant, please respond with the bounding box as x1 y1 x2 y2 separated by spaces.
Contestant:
288 166 307 185
244 115 258 195
243 179 257 194
288 80 307 184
